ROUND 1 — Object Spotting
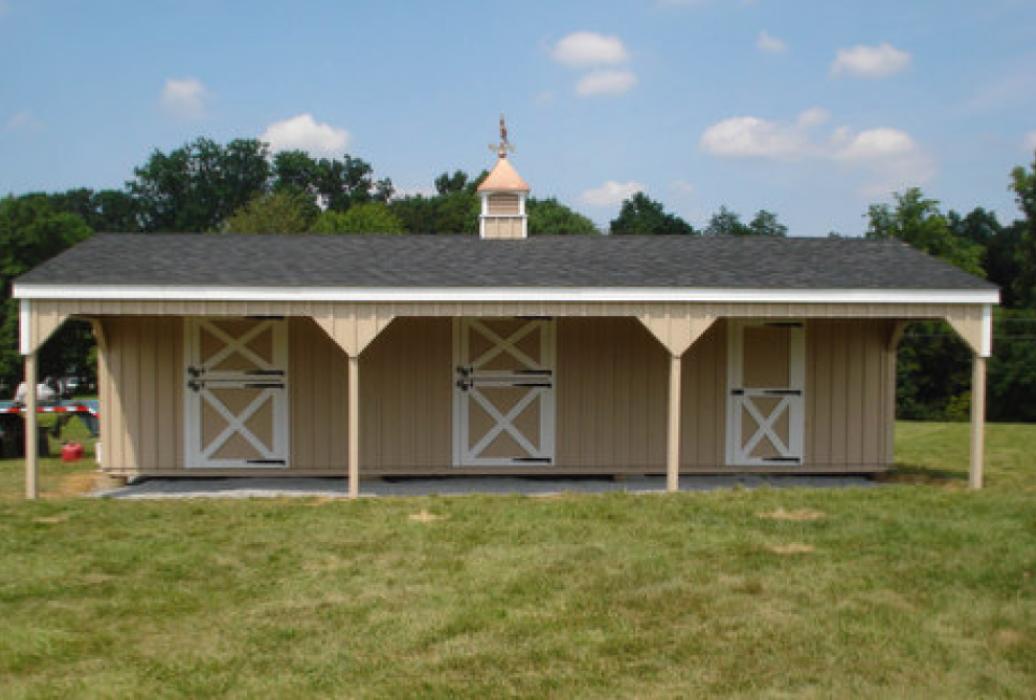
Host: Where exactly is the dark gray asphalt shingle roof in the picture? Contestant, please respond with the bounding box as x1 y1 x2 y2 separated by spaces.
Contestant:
15 233 995 290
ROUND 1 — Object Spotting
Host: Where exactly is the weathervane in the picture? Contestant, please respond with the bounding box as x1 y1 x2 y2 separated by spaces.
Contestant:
489 113 515 158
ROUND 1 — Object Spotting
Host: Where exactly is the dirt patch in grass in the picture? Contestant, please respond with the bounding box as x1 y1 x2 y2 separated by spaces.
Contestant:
992 628 1028 649
768 543 815 555
757 507 825 521
409 509 446 523
52 470 101 498
32 514 70 524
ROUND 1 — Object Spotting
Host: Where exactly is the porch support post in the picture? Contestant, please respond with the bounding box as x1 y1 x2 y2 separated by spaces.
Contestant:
944 304 992 491
667 353 681 493
24 351 38 500
969 355 986 490
348 354 360 499
636 310 714 493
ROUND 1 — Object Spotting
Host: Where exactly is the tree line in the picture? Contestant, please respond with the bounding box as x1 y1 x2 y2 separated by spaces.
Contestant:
1 136 1035 422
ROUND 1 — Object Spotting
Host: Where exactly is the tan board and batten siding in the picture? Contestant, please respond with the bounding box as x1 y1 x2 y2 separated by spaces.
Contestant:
94 315 897 476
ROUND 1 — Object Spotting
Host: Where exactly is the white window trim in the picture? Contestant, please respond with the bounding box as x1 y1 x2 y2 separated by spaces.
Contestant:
981 303 993 357
12 283 1000 305
19 299 31 355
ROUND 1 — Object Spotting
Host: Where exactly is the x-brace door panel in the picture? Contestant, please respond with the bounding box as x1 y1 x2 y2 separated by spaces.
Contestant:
453 318 556 467
726 320 805 467
184 318 290 468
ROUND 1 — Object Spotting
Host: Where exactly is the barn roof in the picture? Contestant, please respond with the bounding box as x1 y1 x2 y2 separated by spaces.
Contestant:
14 234 996 299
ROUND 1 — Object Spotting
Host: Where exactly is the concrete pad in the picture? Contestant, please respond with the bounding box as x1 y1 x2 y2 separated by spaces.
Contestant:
95 474 879 500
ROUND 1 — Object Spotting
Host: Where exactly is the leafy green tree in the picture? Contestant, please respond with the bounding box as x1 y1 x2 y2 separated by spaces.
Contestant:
127 138 271 232
271 150 322 207
747 209 788 237
527 197 598 235
434 170 470 195
40 188 141 232
311 202 405 234
314 155 394 212
868 190 985 421
88 189 142 232
222 191 317 234
388 195 439 234
704 206 750 236
387 169 488 234
987 309 1036 421
1010 153 1036 306
0 195 92 386
432 191 480 234
949 208 1023 308
865 188 984 276
610 192 697 235
388 191 479 234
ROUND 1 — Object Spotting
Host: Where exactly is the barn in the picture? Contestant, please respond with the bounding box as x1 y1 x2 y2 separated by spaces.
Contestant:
14 146 997 498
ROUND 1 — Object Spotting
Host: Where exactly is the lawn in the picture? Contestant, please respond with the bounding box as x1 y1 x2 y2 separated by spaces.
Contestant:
1 422 1034 698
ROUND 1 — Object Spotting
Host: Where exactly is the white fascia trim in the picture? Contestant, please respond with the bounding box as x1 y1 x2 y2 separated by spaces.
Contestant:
11 284 1000 305
19 299 31 355
981 303 993 357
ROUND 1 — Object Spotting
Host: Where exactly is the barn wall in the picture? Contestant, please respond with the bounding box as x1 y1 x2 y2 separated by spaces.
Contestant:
555 317 669 469
96 314 896 476
97 316 350 474
97 316 183 472
358 317 453 469
289 317 348 471
805 319 896 470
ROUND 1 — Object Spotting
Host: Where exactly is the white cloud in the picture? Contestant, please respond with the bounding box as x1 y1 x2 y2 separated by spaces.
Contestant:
832 127 917 161
700 110 933 195
699 116 808 158
796 107 830 128
4 110 42 132
160 78 207 119
261 113 350 156
575 69 637 97
1024 131 1036 152
831 127 934 195
756 30 786 54
580 180 644 207
671 179 696 196
830 43 911 78
551 31 629 68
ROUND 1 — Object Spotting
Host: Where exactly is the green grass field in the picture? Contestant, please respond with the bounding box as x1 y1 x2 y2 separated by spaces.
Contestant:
1 421 1034 698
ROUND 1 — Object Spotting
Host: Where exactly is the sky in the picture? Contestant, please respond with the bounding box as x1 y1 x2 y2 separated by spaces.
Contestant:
1 0 1035 236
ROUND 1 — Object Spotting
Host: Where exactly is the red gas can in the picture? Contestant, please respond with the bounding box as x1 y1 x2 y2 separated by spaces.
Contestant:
61 441 84 462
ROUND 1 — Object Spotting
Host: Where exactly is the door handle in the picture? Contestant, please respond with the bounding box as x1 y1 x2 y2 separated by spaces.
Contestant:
456 378 473 392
